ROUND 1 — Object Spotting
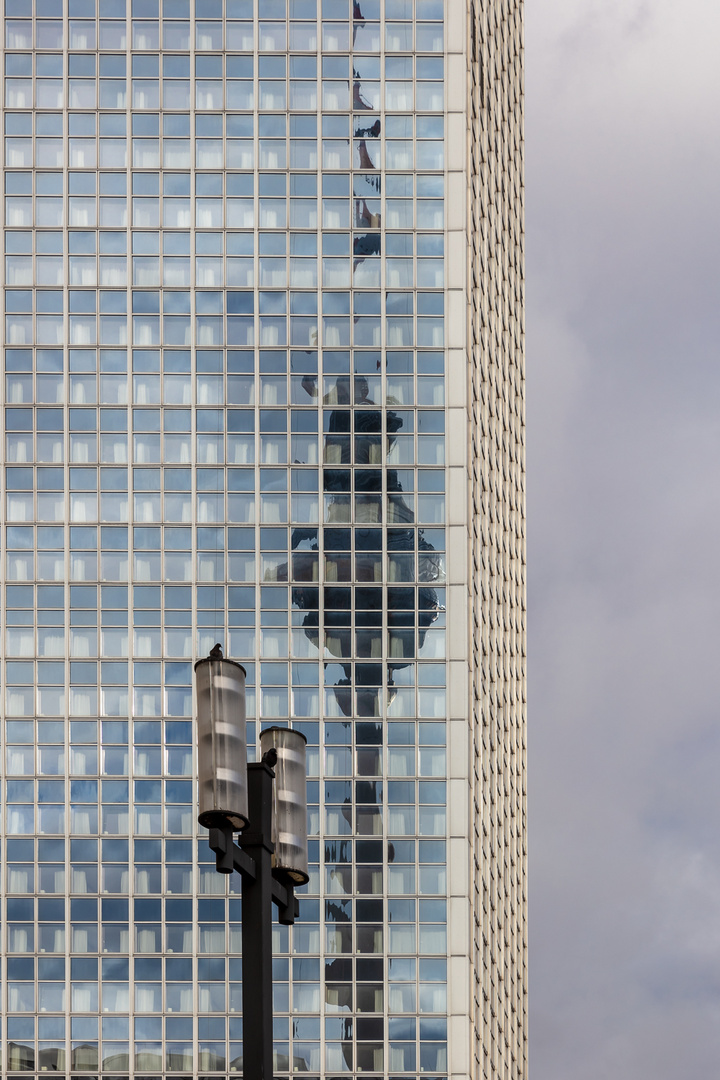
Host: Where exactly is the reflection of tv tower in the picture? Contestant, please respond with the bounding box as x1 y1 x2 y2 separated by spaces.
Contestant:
286 379 441 719
354 198 380 230
353 79 373 111
354 118 381 141
356 139 375 171
353 0 365 45
353 231 381 271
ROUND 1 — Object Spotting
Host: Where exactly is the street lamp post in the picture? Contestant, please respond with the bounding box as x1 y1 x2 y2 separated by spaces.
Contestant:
195 647 309 1080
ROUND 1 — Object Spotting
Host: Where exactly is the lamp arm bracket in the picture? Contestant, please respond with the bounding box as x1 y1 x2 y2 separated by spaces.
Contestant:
238 831 275 856
272 877 300 925
208 826 257 881
207 826 299 923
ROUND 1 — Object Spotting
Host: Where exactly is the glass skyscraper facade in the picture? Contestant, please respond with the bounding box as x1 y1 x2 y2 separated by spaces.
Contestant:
1 0 525 1076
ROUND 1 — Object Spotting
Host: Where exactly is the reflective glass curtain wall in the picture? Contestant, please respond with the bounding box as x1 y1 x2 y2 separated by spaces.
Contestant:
2 0 525 1076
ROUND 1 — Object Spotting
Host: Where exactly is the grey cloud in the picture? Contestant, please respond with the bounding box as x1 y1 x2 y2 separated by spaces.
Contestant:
527 1 720 1077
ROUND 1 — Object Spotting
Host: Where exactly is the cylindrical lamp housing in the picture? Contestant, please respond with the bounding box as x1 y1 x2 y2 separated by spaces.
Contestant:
195 655 249 831
259 726 309 884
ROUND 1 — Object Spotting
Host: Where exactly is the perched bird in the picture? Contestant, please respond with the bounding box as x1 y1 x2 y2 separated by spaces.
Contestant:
209 643 223 659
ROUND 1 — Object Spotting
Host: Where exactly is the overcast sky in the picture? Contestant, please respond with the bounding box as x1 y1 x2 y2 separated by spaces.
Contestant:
526 2 720 1077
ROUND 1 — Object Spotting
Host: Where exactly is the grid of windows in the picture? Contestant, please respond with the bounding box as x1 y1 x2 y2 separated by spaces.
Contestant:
1 0 469 1075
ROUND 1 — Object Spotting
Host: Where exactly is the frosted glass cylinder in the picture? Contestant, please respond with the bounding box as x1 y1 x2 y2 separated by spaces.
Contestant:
260 726 309 883
195 655 248 831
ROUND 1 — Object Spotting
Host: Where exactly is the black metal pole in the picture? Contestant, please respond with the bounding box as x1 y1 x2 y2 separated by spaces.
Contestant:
206 749 300 1079
240 760 276 1080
